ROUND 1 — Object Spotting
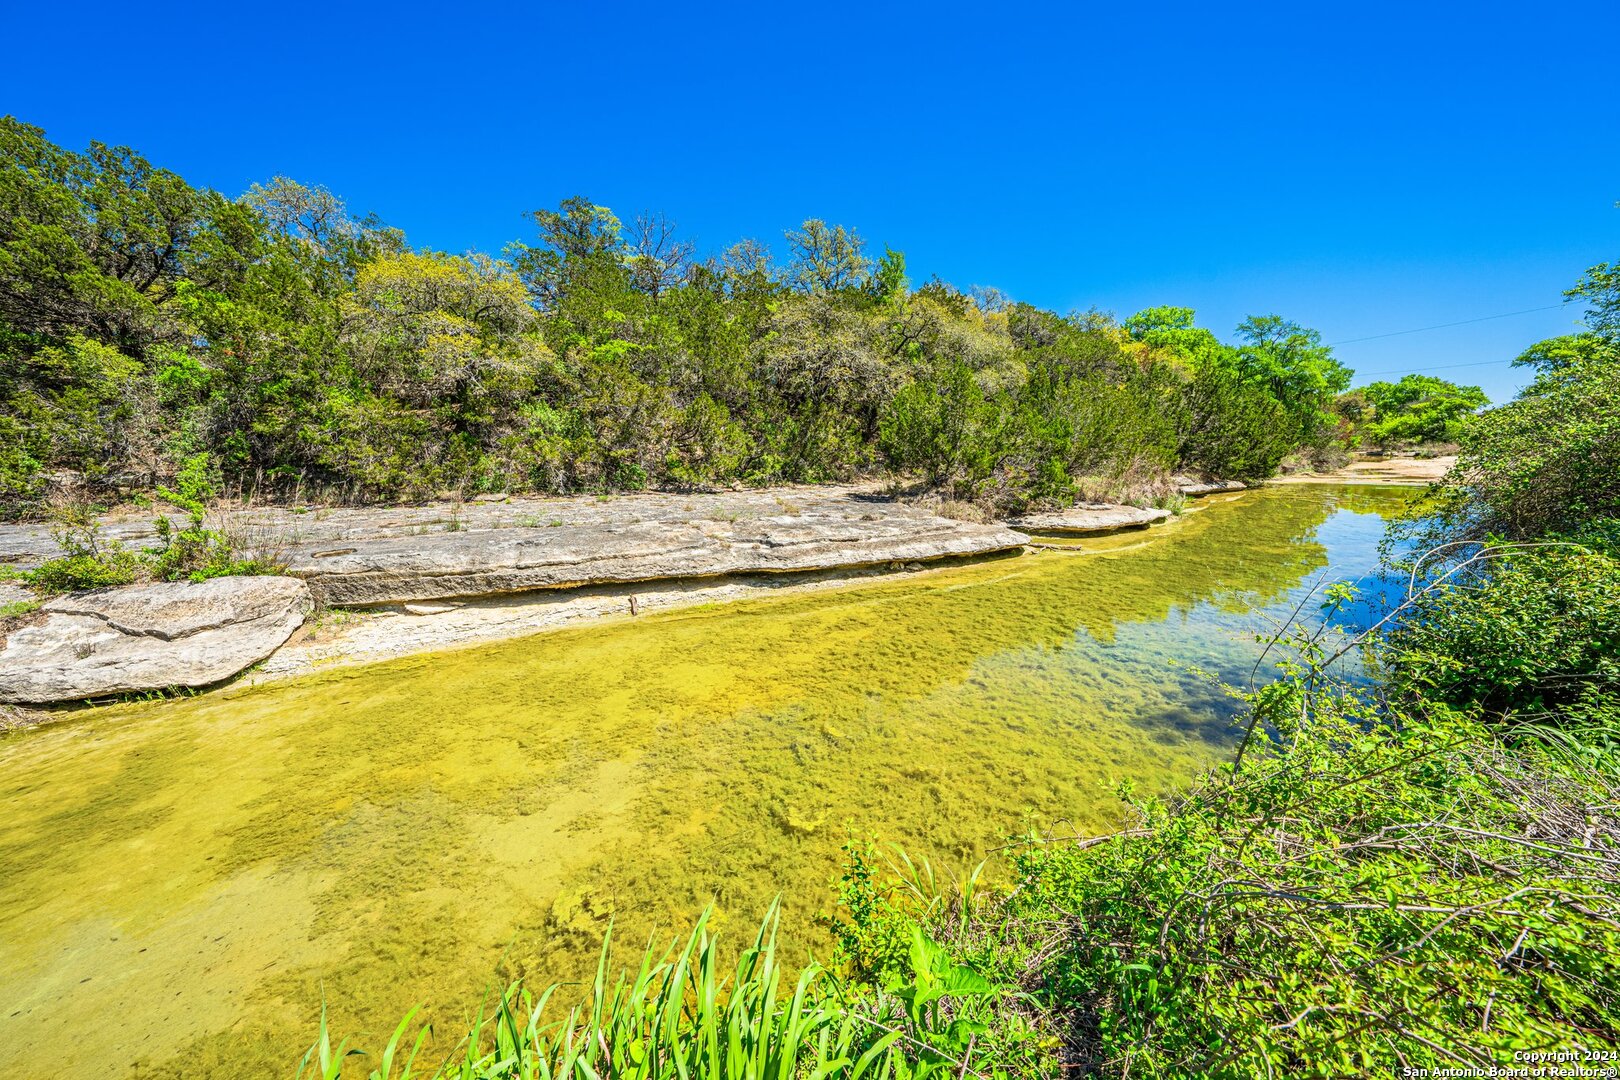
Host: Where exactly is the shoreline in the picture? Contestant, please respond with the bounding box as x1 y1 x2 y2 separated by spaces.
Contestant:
1269 454 1454 486
0 473 1435 727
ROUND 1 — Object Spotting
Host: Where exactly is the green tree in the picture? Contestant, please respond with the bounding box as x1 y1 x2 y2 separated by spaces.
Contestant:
1231 314 1352 445
1357 374 1488 447
785 220 871 294
1512 332 1616 374
1122 305 1225 366
871 246 909 302
1566 258 1619 340
878 360 999 491
513 196 630 321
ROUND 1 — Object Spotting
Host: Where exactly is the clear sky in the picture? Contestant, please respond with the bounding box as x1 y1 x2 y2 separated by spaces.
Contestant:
5 0 1616 402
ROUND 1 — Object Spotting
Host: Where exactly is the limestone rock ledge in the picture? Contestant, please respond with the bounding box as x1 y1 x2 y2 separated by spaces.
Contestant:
1008 504 1171 535
1175 477 1248 497
0 576 311 704
287 514 1029 606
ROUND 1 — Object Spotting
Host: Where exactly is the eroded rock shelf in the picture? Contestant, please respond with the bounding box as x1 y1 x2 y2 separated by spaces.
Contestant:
0 480 1253 706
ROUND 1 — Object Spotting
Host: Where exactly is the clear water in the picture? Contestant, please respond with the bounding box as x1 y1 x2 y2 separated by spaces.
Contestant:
0 484 1415 1078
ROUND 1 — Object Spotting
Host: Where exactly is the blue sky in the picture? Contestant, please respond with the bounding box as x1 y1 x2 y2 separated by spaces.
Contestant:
5 0 1616 402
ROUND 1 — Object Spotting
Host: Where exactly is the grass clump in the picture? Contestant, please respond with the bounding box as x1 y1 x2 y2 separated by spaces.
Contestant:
10 455 285 598
297 904 1011 1080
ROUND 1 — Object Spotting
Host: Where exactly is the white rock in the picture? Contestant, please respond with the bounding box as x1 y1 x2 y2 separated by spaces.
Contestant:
1008 504 1170 534
0 576 311 704
401 601 465 616
1174 476 1247 497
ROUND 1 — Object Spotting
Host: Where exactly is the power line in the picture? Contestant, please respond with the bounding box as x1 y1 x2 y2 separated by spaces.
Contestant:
1350 358 1517 378
1327 301 1574 346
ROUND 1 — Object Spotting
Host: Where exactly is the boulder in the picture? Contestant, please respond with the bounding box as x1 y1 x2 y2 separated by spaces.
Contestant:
1175 476 1247 497
1008 504 1170 534
0 576 311 704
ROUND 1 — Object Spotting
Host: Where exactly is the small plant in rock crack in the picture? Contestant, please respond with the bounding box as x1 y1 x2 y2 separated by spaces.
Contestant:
149 453 283 582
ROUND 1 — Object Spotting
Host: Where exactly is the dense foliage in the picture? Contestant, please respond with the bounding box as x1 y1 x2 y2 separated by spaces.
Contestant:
1337 373 1489 449
1383 542 1620 745
1 119 1352 518
990 704 1617 1075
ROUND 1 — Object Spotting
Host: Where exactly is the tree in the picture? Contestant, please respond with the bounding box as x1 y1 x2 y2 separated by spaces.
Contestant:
1177 367 1294 480
513 197 627 313
624 211 694 299
242 176 403 291
1566 259 1619 340
1357 374 1488 447
0 116 207 354
784 220 871 294
1513 333 1616 375
879 360 999 491
1123 306 1221 359
871 247 908 302
1232 315 1351 445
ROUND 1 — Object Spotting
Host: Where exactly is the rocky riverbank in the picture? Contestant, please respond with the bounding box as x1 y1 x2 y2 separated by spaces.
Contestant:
1271 453 1455 485
0 479 1252 711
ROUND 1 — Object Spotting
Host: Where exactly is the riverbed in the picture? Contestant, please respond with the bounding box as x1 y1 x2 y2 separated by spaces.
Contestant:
0 484 1415 1078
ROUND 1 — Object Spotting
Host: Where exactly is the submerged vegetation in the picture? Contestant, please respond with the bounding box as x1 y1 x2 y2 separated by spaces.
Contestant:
299 258 1620 1076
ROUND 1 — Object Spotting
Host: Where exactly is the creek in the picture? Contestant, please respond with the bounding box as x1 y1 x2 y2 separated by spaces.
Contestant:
0 484 1414 1078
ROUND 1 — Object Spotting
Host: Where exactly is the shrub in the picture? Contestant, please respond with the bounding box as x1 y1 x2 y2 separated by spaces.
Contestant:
1399 349 1620 546
149 452 283 582
991 700 1619 1076
17 507 139 595
24 551 140 594
1380 536 1620 749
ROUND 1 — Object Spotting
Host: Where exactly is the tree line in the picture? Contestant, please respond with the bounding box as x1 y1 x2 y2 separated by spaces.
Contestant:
1 118 1481 519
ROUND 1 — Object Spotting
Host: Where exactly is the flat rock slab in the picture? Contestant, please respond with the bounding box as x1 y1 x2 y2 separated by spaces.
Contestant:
0 487 1031 610
0 576 311 704
287 508 1028 606
1175 477 1247 497
1008 504 1170 534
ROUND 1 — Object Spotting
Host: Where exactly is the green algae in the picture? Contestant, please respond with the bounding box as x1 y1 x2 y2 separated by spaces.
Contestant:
0 485 1414 1078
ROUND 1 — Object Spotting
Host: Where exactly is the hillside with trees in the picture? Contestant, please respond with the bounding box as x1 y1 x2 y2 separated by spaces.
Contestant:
2 119 1362 520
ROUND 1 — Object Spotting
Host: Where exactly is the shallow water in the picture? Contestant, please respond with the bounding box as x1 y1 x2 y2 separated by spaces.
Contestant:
0 484 1413 1078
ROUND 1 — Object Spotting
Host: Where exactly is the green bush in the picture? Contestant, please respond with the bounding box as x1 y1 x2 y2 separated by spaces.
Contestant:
23 551 139 594
17 509 140 595
989 702 1619 1076
1380 536 1620 749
